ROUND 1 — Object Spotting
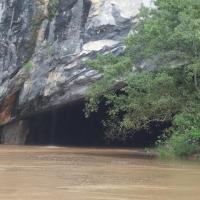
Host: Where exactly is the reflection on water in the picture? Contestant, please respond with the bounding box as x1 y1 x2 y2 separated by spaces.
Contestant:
0 145 199 200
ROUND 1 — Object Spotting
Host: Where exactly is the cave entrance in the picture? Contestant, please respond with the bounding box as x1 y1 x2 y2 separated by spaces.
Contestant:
26 100 105 146
25 100 165 147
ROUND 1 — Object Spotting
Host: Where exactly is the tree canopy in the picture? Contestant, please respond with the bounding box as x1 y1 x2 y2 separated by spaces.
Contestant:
85 0 200 158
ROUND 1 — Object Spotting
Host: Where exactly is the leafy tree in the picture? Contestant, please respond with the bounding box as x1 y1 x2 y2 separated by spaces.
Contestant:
85 0 200 157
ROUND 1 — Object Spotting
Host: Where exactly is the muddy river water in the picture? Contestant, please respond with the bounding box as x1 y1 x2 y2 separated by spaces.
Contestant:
0 145 199 200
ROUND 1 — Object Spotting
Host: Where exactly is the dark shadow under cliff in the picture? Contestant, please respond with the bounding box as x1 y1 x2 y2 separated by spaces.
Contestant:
24 100 165 147
26 101 105 146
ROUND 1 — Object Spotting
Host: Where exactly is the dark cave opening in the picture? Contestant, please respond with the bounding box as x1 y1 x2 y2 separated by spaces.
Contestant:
26 101 105 146
25 100 166 147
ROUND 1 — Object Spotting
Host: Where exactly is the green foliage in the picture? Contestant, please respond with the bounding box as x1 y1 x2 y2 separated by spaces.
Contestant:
157 91 200 158
85 53 131 117
44 42 54 58
85 0 200 158
118 70 179 131
160 109 200 158
125 0 200 65
48 0 59 19
23 61 33 70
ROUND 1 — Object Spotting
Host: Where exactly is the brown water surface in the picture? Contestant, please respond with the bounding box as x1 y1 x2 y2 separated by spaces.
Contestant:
0 145 199 200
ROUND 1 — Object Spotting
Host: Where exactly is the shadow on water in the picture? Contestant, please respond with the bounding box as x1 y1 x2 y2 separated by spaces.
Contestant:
76 150 157 159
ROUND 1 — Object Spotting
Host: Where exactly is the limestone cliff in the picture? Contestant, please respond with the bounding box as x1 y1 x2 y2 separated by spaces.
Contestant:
0 0 152 143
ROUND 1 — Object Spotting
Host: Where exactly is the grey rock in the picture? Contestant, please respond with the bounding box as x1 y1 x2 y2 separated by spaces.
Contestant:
0 120 29 144
0 0 152 126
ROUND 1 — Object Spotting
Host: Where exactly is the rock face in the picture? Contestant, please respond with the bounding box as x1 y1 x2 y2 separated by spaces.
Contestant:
0 0 152 143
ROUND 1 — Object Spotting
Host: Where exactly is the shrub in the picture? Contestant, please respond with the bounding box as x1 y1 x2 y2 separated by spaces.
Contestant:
158 111 200 158
48 0 59 19
23 61 33 70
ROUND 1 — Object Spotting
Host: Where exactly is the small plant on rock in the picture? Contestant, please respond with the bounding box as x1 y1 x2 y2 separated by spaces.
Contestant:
48 0 59 20
23 61 33 70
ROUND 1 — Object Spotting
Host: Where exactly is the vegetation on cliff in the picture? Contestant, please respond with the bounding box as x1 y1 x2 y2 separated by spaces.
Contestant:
48 0 59 19
85 0 200 159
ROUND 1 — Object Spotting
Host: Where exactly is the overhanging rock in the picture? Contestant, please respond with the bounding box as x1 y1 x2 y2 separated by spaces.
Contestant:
0 0 152 128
